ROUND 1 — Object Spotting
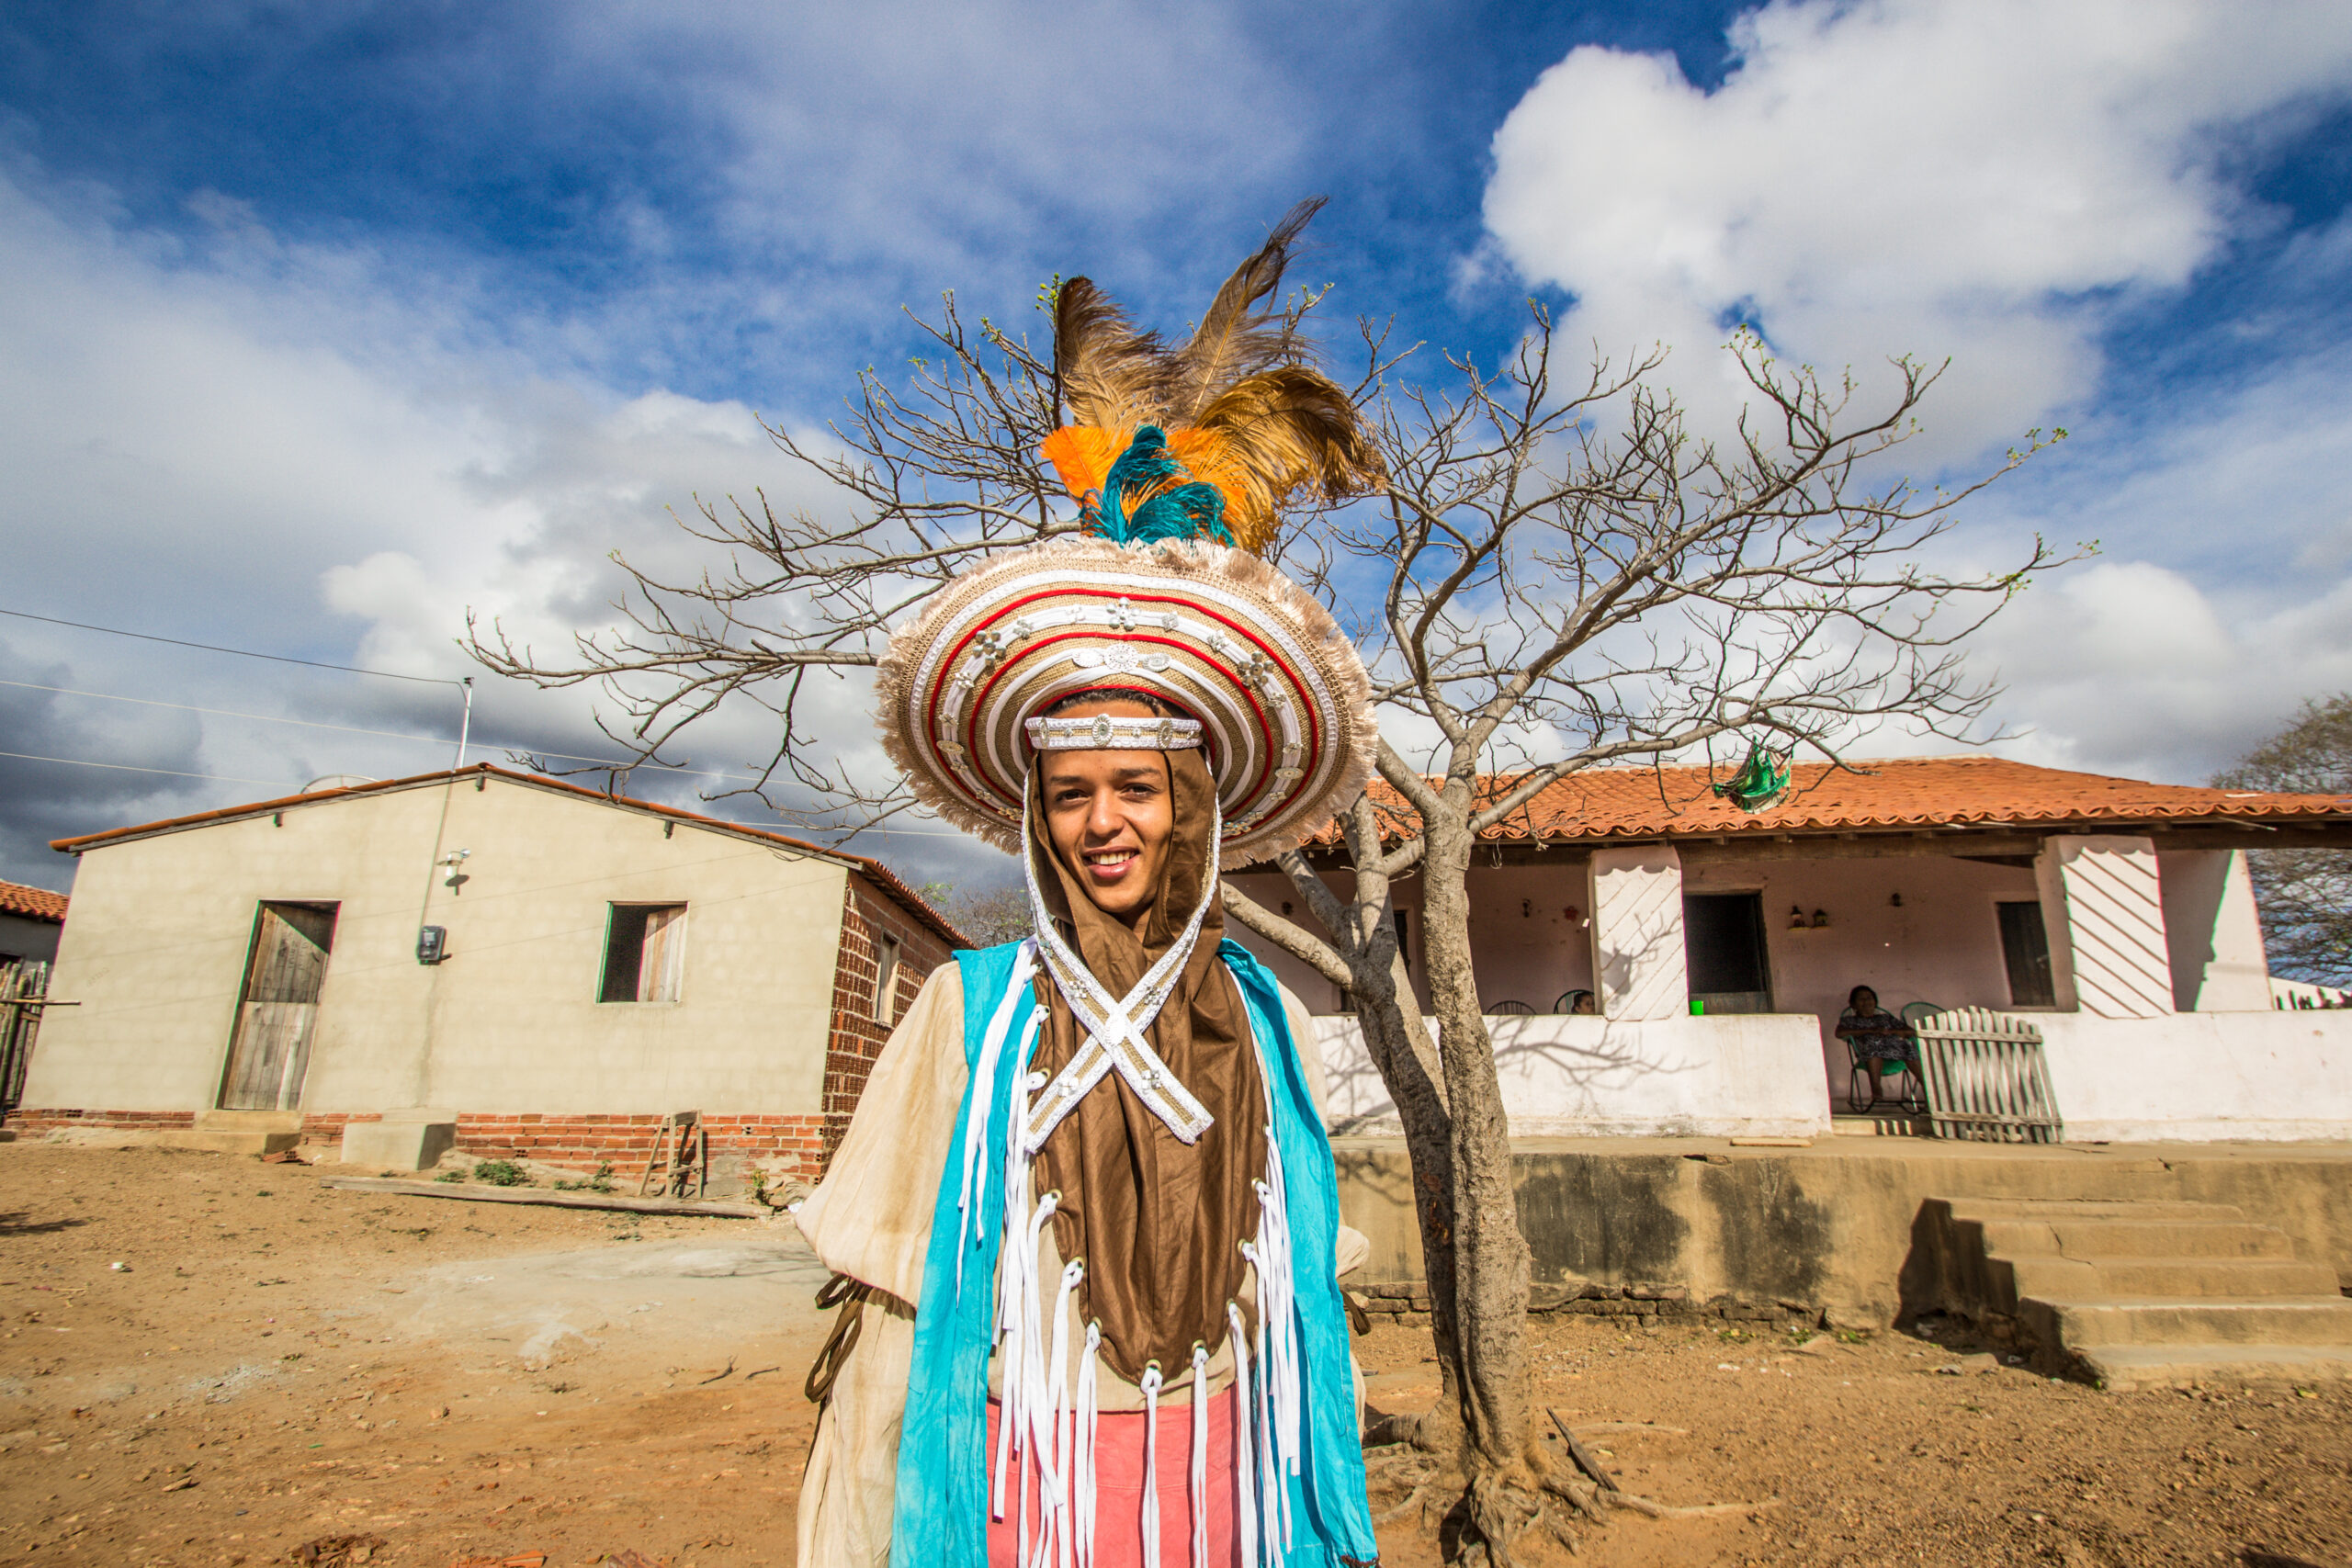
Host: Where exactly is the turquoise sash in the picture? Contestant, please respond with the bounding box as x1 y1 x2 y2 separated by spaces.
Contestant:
890 939 1378 1565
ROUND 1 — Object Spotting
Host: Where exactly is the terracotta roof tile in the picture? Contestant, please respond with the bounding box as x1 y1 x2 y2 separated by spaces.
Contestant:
1317 755 2352 845
0 879 67 923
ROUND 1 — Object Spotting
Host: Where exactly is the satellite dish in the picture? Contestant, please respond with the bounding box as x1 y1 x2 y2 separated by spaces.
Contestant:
301 774 375 794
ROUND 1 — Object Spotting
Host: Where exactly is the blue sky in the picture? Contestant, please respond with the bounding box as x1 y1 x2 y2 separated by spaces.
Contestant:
1 1 2348 891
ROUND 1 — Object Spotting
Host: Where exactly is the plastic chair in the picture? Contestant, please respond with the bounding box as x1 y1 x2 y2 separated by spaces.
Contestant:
1846 1035 1927 1114
1487 999 1534 1016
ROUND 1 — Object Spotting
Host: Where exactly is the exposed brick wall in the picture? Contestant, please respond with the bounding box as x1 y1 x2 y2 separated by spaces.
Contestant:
5 1108 196 1134
300 1111 378 1143
821 874 956 1164
450 1111 830 1179
6 1106 833 1181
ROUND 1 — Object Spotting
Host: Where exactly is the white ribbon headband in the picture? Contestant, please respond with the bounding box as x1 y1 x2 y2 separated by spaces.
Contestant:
1025 713 1204 752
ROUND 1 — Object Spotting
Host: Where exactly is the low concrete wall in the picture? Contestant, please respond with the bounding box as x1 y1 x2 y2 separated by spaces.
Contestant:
1314 1012 1832 1139
1314 1008 2352 1144
1333 1138 2352 1326
2039 1010 2352 1141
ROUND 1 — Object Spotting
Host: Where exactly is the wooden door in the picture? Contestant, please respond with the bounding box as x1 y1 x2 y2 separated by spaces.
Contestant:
219 903 338 1111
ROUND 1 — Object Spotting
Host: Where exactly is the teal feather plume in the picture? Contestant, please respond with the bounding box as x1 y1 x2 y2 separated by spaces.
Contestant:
1082 425 1235 547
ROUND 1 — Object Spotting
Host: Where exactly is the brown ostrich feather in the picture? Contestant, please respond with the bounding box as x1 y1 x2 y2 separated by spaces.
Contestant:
1053 277 1173 431
1166 195 1327 423
1047 197 1381 551
1182 365 1385 550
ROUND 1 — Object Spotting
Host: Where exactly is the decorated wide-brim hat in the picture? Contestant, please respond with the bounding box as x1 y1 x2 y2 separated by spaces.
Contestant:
876 532 1376 864
875 198 1384 866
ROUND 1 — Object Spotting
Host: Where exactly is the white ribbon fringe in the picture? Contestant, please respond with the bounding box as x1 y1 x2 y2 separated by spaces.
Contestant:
977 849 1315 1568
1138 1362 1165 1568
1189 1343 1210 1568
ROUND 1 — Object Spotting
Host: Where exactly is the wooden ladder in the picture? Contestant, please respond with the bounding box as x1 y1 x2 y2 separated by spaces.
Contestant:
639 1111 707 1200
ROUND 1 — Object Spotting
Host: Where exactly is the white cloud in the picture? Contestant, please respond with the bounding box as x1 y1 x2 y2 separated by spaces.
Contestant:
1482 0 2352 458
0 157 1002 886
1973 559 2352 782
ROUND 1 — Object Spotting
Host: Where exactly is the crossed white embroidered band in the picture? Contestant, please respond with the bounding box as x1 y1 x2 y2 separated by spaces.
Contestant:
1019 787 1222 1152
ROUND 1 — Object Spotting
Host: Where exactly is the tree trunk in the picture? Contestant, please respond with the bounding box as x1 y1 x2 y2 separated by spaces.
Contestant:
1417 806 1539 1560
1345 919 1468 1460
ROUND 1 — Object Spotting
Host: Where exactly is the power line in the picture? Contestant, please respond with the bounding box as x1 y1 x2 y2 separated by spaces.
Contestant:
0 607 460 686
0 746 980 841
0 676 755 784
0 750 296 788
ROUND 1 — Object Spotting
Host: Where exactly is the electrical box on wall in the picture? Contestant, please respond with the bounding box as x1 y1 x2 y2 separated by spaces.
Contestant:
416 925 448 965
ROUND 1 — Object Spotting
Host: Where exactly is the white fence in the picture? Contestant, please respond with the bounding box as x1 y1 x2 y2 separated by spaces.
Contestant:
1911 1006 2063 1145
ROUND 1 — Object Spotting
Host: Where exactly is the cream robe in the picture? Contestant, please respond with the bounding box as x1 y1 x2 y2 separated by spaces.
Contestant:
793 964 1368 1568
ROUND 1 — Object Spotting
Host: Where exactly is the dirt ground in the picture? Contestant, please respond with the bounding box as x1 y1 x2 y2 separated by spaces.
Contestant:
2 1144 2347 1568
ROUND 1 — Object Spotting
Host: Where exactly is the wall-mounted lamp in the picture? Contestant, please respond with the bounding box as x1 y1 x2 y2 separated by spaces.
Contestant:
1888 890 1904 908
1811 908 1831 930
1789 904 1808 931
439 847 471 894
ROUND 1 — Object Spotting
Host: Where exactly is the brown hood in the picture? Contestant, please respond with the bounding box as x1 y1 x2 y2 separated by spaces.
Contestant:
1024 746 1265 1382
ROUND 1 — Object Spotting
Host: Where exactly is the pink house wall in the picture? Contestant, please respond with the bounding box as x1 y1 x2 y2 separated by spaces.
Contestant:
1223 865 1601 1018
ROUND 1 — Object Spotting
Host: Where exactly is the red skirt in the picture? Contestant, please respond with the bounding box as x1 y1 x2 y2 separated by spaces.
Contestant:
986 1390 1241 1568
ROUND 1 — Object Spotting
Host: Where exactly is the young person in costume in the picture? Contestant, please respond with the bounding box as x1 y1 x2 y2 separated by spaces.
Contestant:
794 204 1385 1568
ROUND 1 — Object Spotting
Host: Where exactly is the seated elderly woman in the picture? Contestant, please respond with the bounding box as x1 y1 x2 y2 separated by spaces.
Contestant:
1835 985 1917 1075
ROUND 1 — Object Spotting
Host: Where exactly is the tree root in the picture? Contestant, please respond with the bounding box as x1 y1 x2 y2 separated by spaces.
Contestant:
1533 1500 1582 1556
1358 1427 1781 1562
1544 1407 1619 1495
1606 1492 1784 1521
1539 1469 1607 1524
1363 1446 1434 1479
1374 1480 1435 1527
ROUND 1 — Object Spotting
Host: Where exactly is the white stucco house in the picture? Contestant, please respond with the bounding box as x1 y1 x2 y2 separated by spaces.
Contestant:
13 765 962 1179
1224 755 2352 1143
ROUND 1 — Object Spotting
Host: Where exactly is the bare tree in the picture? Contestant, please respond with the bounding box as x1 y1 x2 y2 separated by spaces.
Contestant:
919 881 1034 949
1215 307 2065 1557
470 295 1071 826
2215 693 2352 987
469 292 2064 1562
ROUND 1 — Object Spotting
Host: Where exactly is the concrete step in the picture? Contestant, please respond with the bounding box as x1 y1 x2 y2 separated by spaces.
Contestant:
2022 1294 2352 1349
1973 1217 2298 1262
2047 1221 2301 1261
2075 1343 2352 1392
151 1128 301 1156
1832 1114 1932 1138
2008 1256 2341 1301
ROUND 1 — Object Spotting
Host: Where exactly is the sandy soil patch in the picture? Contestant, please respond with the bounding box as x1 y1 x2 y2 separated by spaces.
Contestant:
4 1144 2348 1566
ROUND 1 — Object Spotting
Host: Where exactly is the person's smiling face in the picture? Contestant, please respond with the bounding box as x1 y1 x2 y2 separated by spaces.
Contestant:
1040 698 1176 929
